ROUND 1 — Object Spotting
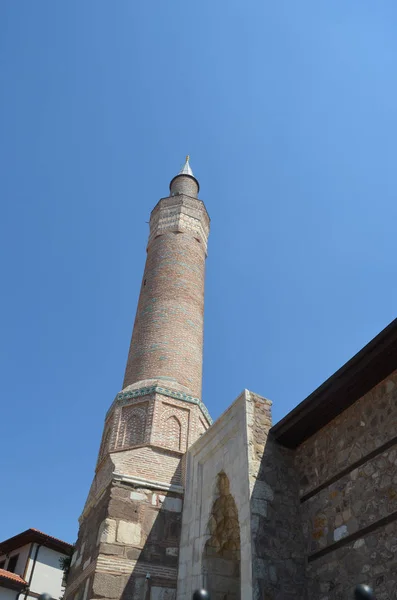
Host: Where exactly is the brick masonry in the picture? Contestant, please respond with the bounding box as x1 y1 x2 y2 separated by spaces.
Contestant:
122 176 210 400
65 172 211 600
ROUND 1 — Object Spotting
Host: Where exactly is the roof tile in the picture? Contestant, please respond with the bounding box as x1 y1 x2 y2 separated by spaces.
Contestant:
0 568 27 585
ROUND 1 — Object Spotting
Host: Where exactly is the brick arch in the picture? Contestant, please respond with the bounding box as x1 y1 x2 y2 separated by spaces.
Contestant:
159 407 185 451
117 405 147 449
165 415 182 451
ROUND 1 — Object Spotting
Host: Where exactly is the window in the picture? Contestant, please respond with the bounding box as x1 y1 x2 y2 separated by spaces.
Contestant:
7 554 19 573
0 560 5 569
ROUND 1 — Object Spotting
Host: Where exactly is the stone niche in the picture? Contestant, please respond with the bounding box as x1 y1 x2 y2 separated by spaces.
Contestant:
203 472 241 600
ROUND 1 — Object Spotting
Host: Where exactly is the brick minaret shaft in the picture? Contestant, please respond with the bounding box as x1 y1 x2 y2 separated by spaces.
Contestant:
123 158 209 399
65 159 211 600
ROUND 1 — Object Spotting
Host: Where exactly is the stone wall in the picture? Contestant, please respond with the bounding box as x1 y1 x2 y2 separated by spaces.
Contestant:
295 370 397 596
94 480 182 600
66 486 111 599
177 389 269 600
248 398 307 600
67 478 184 600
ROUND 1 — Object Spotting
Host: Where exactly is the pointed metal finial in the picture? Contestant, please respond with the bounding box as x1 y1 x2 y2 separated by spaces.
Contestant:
179 155 194 177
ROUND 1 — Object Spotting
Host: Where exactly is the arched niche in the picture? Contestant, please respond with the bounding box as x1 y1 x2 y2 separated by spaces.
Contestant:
203 472 241 600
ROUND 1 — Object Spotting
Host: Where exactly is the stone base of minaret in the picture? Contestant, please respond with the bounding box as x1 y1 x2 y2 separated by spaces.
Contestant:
66 478 184 600
65 382 211 600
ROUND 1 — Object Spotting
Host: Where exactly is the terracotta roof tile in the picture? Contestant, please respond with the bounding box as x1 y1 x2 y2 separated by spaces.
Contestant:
30 528 73 549
0 568 27 586
0 528 73 556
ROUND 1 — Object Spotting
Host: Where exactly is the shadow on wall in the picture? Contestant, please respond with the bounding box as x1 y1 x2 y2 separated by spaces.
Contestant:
250 402 307 600
114 462 183 600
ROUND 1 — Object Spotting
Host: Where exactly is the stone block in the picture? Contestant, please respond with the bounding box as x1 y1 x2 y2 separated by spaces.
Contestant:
117 520 142 545
92 573 126 598
129 577 146 600
254 558 267 578
252 480 274 501
162 496 182 512
166 547 178 556
251 498 267 517
143 508 158 535
108 498 140 521
111 486 130 500
100 543 124 556
97 518 117 545
150 586 176 600
333 525 348 542
126 547 142 560
130 491 147 501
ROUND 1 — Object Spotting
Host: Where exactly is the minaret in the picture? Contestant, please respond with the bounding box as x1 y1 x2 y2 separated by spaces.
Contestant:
65 159 211 600
123 155 208 399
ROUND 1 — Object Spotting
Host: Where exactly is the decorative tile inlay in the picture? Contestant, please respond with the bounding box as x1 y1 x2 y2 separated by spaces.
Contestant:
106 385 213 424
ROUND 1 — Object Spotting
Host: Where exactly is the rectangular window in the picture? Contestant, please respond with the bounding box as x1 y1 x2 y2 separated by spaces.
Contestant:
7 554 19 573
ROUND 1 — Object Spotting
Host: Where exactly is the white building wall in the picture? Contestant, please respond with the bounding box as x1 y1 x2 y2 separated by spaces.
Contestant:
0 586 18 600
177 390 254 600
0 543 31 577
29 546 68 599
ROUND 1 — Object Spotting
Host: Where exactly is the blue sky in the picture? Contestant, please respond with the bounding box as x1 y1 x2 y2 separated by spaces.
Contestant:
1 0 397 544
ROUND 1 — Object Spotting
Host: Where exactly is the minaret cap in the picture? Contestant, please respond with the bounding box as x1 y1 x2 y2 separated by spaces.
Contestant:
179 155 194 177
170 155 200 195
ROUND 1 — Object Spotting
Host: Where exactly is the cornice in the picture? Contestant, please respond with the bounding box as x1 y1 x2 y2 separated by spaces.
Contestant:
105 385 213 424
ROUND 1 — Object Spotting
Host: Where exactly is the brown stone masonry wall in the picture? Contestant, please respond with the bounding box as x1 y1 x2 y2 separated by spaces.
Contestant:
306 519 397 599
296 370 397 595
67 480 183 600
296 370 397 496
94 480 182 600
248 395 306 600
65 487 112 599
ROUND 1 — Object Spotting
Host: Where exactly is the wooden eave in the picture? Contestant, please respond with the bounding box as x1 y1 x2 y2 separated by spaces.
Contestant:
271 318 397 448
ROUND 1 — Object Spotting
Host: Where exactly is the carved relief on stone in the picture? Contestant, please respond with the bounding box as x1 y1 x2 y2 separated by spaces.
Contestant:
203 472 241 599
116 402 148 449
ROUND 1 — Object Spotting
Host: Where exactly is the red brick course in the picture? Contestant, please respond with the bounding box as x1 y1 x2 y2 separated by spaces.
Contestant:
123 193 210 399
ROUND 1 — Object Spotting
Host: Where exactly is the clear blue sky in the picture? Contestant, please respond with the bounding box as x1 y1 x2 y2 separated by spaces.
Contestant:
1 1 397 544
